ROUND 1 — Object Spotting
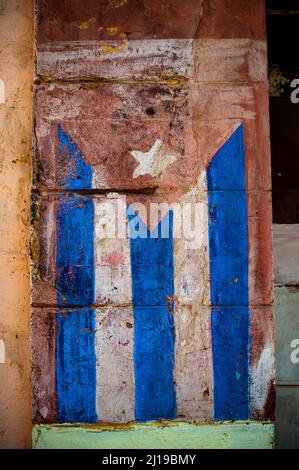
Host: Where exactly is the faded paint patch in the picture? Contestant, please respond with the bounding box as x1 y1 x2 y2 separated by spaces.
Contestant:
194 39 267 84
98 41 126 55
251 345 275 417
72 18 96 31
113 0 128 7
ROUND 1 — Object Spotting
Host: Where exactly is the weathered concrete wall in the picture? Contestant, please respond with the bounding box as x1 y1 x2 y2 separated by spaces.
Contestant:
32 0 274 440
0 0 34 448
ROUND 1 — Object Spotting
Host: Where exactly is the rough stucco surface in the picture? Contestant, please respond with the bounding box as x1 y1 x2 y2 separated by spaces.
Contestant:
0 0 34 448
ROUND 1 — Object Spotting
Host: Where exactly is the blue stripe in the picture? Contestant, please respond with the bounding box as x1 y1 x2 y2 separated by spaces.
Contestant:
56 126 96 422
211 307 250 420
207 191 249 306
56 308 97 423
128 209 176 421
207 124 250 420
56 195 95 306
57 124 93 190
206 124 247 191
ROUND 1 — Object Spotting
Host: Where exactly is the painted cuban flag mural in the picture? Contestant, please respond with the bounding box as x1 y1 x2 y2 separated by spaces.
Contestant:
31 0 274 434
34 121 253 424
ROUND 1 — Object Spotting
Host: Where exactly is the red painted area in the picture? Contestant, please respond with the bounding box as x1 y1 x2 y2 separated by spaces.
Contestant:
198 0 266 40
248 191 274 307
35 83 197 196
105 251 125 268
32 195 57 306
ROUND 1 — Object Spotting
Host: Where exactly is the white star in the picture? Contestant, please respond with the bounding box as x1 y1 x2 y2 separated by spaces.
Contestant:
131 139 176 179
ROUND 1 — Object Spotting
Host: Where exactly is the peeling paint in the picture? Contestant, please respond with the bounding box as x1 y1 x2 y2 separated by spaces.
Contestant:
113 0 129 8
72 18 96 31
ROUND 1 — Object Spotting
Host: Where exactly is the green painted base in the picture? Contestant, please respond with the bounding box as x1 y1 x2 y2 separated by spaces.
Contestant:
33 421 274 449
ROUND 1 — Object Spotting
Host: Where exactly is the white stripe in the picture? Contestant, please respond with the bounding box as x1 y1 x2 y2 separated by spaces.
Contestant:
251 343 274 417
94 196 134 422
95 307 135 423
174 171 214 421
